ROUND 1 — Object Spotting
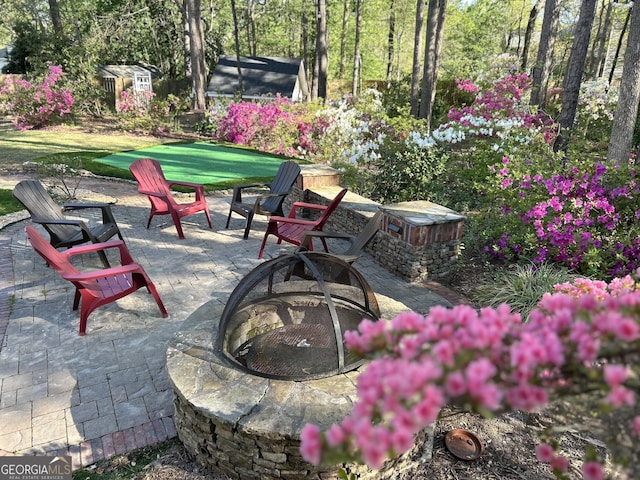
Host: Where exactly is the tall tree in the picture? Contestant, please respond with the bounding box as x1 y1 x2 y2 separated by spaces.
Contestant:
608 4 631 84
530 0 561 109
587 0 610 79
419 0 446 130
337 0 351 79
521 0 541 71
352 0 363 95
410 0 426 117
230 0 244 94
48 0 63 37
554 0 598 154
595 0 614 78
246 0 257 56
607 2 640 162
315 0 328 100
302 5 311 86
386 0 396 82
186 0 207 110
181 0 191 78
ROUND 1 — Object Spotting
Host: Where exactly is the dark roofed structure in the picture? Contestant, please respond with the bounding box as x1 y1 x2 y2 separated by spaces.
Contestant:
207 56 309 102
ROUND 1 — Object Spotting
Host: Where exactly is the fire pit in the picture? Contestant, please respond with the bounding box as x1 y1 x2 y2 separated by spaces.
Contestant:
216 252 380 381
167 253 413 479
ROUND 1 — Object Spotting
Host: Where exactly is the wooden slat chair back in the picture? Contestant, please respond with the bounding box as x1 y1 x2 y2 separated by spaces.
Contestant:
225 160 301 239
296 210 382 264
129 158 212 239
258 188 348 259
25 226 168 335
13 180 123 268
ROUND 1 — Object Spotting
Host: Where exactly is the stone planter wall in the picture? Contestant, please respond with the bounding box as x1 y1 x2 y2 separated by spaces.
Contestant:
285 166 465 282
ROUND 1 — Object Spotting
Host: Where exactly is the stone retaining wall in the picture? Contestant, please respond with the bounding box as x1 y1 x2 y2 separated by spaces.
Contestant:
285 166 465 282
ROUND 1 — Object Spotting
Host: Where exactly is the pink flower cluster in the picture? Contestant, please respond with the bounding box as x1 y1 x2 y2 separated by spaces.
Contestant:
300 272 640 476
0 64 74 130
447 73 552 134
116 89 156 115
487 158 639 276
210 96 316 157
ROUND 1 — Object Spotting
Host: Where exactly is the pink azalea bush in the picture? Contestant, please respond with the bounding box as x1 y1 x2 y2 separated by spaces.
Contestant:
202 96 321 157
431 72 555 150
300 272 640 477
0 64 74 130
116 89 188 134
430 70 639 280
483 154 640 278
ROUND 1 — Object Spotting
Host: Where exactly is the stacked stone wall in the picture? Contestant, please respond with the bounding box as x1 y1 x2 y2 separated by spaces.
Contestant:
286 185 464 282
172 381 369 479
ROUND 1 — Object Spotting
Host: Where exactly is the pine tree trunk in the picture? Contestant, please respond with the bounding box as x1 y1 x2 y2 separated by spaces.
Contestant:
607 3 640 162
530 0 560 109
521 0 541 71
419 0 447 131
352 0 363 96
596 0 614 78
187 0 207 110
410 0 426 117
338 0 351 79
608 6 631 85
554 0 598 155
316 0 328 100
231 0 244 93
386 0 396 83
48 0 64 37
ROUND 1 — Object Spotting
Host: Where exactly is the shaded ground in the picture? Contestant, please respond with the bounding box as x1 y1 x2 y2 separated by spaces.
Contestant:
74 382 637 480
3 118 635 480
0 117 175 173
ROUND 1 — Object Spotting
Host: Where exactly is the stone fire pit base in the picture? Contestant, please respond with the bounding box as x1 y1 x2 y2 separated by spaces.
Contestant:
167 295 429 479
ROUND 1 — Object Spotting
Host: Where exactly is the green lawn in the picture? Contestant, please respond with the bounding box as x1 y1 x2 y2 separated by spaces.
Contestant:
0 118 173 169
0 119 303 215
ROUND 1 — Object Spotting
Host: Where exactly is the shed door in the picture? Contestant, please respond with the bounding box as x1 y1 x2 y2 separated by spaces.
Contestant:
133 72 152 92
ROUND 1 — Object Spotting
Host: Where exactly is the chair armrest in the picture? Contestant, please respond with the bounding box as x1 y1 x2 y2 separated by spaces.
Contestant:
230 183 270 203
31 217 88 227
32 217 99 243
137 189 171 200
234 182 270 191
64 239 135 265
288 202 329 218
167 181 204 190
297 231 352 252
63 202 111 209
64 263 141 282
268 216 319 227
63 202 118 224
252 191 287 205
167 182 206 201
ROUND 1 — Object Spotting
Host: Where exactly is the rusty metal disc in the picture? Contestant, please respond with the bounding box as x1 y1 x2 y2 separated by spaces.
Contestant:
444 429 483 461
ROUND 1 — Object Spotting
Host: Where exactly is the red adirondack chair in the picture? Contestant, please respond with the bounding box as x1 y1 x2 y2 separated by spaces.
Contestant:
25 226 168 336
129 158 212 239
258 188 348 259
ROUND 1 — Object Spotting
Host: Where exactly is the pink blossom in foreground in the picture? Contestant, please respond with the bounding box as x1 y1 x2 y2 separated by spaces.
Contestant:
550 454 569 473
631 416 640 437
300 273 640 477
535 443 554 462
299 424 322 465
582 461 605 480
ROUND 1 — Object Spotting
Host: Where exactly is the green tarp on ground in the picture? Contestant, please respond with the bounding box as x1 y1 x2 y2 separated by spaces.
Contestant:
96 142 289 184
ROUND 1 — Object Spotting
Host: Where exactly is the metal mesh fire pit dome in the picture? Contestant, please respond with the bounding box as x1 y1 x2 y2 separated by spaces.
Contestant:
215 252 381 381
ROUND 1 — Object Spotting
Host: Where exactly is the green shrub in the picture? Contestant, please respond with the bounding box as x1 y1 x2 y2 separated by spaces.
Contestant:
472 263 581 321
371 141 448 204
